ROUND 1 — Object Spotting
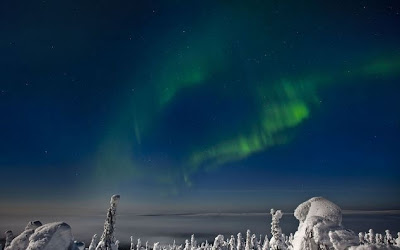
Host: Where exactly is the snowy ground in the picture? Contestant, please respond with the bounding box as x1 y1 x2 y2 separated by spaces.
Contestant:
1 197 400 250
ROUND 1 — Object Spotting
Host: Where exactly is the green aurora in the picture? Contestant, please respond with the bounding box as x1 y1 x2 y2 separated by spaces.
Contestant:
90 4 400 189
93 52 400 188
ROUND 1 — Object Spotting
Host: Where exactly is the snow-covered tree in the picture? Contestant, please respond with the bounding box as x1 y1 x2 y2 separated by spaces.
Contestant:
385 230 393 245
367 229 375 244
154 242 160 250
245 230 252 250
184 239 190 250
5 230 14 248
130 236 135 250
269 209 286 250
96 194 121 250
237 233 243 250
213 235 225 250
287 233 293 250
358 232 365 245
251 234 258 250
262 234 269 250
191 234 197 250
89 234 99 250
376 233 383 244
137 238 142 250
229 235 236 250
256 235 263 250
396 232 400 246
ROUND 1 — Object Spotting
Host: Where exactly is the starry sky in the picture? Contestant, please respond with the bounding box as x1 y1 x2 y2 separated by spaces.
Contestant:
1 0 400 212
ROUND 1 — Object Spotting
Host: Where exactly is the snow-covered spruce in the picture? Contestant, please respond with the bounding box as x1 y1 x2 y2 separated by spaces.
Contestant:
269 209 286 250
96 194 121 250
89 234 99 250
237 233 243 250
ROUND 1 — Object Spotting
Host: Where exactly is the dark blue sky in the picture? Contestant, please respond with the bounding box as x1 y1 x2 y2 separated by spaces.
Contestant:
0 0 399 211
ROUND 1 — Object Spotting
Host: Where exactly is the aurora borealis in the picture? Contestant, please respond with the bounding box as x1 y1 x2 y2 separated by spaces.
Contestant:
1 0 400 211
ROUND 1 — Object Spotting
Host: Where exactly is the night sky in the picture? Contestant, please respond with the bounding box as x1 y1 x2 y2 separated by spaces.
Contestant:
1 0 400 212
